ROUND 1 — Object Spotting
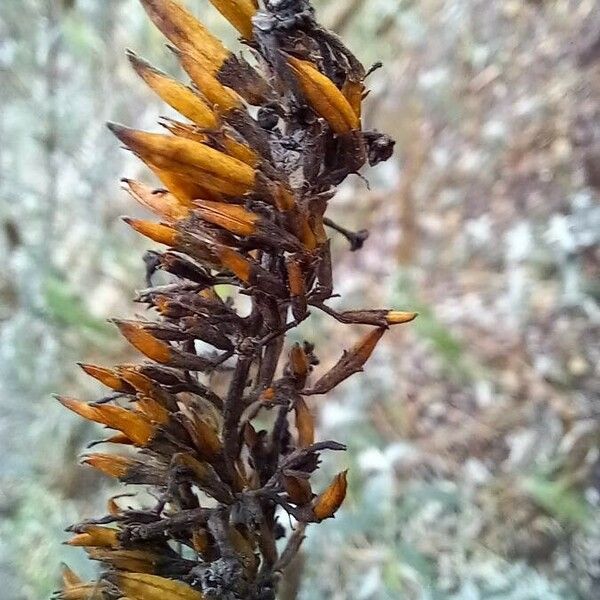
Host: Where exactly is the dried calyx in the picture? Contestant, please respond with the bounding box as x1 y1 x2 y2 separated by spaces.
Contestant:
54 1 414 599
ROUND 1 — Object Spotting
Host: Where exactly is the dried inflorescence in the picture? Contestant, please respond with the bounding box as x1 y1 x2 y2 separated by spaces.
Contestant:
54 1 415 598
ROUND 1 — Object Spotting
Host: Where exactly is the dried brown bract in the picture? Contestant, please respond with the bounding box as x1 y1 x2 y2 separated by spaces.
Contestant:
54 1 413 598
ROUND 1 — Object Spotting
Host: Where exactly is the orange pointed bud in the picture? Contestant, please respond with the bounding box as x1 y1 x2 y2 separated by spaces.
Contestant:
123 217 180 247
102 432 134 445
259 387 276 404
127 50 218 128
117 368 155 396
228 526 259 576
82 453 133 478
293 209 318 250
56 396 102 423
67 526 119 548
122 179 190 223
286 56 360 134
139 0 229 73
272 182 296 212
78 363 131 393
290 343 309 381
352 327 386 363
386 310 418 325
135 396 170 425
313 470 348 521
61 564 83 587
89 548 160 574
208 0 256 39
179 51 243 113
180 407 222 460
294 397 315 448
161 118 211 145
342 78 364 118
93 404 155 446
57 581 106 600
221 135 259 166
283 474 313 505
286 258 305 297
192 528 211 555
116 572 204 600
148 163 213 206
115 321 173 364
195 200 258 237
199 287 221 301
107 496 123 516
214 246 252 283
108 124 254 196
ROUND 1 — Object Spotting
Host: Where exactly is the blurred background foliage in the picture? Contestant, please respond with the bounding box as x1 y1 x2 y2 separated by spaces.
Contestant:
1 0 599 598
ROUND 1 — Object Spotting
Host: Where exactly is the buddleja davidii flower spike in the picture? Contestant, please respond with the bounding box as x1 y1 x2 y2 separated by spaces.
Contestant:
55 1 415 599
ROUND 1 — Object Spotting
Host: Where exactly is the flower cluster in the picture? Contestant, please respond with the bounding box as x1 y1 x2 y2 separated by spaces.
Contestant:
55 1 414 598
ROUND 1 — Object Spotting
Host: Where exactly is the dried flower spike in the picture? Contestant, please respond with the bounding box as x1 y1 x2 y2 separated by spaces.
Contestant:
55 1 413 599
